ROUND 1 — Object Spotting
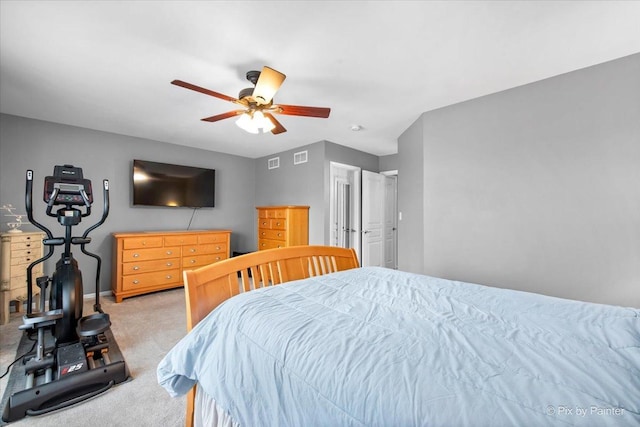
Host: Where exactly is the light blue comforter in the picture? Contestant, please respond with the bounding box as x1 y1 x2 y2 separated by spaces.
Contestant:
158 267 640 426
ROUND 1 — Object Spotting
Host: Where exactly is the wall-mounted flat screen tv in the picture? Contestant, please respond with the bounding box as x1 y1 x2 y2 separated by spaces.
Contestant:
132 159 215 208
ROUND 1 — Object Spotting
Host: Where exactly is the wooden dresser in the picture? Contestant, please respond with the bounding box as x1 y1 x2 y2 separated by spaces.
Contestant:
111 230 231 302
256 206 309 250
0 231 45 325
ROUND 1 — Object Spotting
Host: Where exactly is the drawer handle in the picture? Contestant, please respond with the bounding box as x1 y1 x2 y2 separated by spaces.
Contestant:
190 248 196 253
215 246 220 250
26 244 31 247
142 241 146 246
26 236 32 240
166 251 172 255
262 221 267 226
277 233 282 237
261 243 266 247
133 280 139 284
215 256 221 260
276 222 281 226
190 259 196 264
133 266 140 270
166 275 172 279
261 232 265 236
166 262 173 266
133 253 140 258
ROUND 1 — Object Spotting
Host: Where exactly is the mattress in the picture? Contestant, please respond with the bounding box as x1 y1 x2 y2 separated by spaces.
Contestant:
158 266 640 426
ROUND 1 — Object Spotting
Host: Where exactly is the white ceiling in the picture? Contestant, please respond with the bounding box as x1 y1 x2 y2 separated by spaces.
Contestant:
1 1 639 159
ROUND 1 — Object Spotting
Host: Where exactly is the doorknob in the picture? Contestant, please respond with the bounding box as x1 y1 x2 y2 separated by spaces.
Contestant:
362 230 370 234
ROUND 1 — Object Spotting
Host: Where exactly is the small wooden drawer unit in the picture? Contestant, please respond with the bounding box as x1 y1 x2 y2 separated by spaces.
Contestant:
1 232 45 325
256 206 309 250
112 230 231 302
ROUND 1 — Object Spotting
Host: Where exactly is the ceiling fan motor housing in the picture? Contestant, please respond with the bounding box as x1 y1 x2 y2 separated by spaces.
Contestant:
239 87 255 100
246 70 261 85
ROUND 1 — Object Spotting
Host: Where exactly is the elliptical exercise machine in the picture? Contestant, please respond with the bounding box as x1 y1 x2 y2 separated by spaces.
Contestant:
2 165 130 422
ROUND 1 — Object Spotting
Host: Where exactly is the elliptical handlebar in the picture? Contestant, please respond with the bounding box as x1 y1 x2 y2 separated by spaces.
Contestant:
23 167 109 315
79 179 109 313
82 180 109 239
26 170 55 314
26 170 54 240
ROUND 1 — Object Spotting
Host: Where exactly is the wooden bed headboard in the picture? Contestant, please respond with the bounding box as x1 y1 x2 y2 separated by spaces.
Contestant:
181 245 359 427
183 245 360 331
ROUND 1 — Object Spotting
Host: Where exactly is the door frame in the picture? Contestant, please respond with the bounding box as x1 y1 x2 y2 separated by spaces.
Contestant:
329 162 361 261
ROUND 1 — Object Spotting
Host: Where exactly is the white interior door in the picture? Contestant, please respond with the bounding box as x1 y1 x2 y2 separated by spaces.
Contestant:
329 162 361 261
361 170 384 267
383 175 398 269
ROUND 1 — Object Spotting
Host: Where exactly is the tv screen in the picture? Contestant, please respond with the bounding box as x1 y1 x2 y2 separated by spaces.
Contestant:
132 160 215 208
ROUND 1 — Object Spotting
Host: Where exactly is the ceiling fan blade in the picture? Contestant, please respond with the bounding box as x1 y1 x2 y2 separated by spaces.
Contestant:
264 113 287 135
201 110 245 122
172 80 238 103
276 104 331 118
253 67 286 105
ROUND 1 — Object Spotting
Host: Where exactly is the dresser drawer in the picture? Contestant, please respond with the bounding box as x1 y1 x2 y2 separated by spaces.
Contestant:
164 235 198 246
10 253 40 266
258 229 285 241
184 243 227 255
11 239 42 251
198 234 228 244
265 209 286 219
121 257 180 275
270 219 287 230
182 253 227 269
122 246 180 262
10 266 44 283
11 248 40 259
122 236 163 250
4 267 43 294
258 239 284 250
121 269 181 291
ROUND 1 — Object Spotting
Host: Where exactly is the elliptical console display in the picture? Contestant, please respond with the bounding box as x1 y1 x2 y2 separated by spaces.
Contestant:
2 165 130 423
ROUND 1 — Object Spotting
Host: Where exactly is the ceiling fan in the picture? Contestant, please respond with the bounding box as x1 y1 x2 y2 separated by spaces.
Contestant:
172 66 330 135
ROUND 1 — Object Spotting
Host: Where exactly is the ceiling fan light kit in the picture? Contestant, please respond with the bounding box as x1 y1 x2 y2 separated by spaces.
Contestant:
236 110 275 134
172 66 331 135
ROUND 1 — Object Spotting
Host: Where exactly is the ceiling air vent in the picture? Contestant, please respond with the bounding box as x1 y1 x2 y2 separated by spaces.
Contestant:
268 157 280 170
293 150 308 165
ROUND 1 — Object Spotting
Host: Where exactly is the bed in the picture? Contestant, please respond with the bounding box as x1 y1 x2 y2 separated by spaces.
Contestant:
157 245 640 427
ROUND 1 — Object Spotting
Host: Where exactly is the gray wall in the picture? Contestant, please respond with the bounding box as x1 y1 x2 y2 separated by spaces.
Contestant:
254 141 325 245
397 118 425 273
379 154 399 172
398 53 640 307
0 114 256 294
255 140 380 247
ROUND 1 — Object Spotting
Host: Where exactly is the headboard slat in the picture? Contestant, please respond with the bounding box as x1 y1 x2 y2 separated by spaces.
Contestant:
183 246 359 331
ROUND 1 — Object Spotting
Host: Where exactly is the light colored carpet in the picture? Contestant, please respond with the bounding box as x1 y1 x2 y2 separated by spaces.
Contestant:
0 289 187 426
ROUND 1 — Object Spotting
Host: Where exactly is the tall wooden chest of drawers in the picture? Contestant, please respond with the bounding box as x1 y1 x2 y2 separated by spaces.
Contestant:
0 231 45 325
112 230 231 302
256 206 309 250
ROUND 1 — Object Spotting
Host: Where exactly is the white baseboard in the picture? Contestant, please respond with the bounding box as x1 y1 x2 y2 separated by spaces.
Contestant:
83 291 112 300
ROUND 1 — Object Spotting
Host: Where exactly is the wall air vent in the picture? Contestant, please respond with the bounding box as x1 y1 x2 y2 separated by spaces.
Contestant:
268 157 280 170
293 150 308 165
